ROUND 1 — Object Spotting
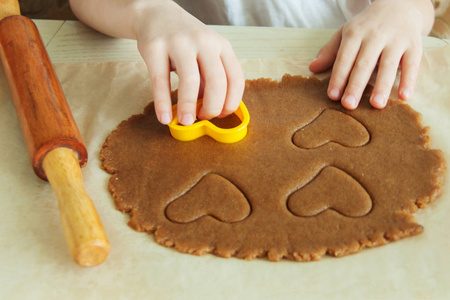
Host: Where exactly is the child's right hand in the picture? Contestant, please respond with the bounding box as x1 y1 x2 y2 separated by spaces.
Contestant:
135 1 245 125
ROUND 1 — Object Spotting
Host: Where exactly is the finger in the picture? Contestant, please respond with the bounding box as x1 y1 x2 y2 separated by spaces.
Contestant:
143 44 173 125
198 76 205 99
171 52 201 126
369 48 403 109
327 33 361 101
398 48 422 101
197 51 228 120
309 28 342 74
218 41 245 117
340 42 382 109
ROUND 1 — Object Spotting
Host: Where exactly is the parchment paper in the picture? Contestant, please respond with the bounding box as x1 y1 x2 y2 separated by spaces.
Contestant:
0 46 449 300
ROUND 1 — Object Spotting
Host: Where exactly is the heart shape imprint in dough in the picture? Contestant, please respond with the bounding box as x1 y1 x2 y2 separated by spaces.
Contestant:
287 166 372 217
166 173 251 223
293 109 370 149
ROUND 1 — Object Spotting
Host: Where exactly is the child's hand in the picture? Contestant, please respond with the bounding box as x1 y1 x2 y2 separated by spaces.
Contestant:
70 0 244 126
135 2 244 125
309 0 434 109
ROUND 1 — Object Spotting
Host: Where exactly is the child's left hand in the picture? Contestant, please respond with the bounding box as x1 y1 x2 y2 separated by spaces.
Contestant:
309 0 435 109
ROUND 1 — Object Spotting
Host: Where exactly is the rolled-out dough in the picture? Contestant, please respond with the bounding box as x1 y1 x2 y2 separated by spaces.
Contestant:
100 75 446 261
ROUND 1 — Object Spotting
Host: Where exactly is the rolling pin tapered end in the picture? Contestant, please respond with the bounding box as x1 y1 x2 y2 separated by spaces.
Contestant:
73 240 111 267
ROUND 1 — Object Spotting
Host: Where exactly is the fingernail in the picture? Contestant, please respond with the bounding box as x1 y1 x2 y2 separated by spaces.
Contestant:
160 113 171 125
312 53 321 62
343 94 357 109
180 114 195 126
402 88 411 99
372 94 386 107
329 87 340 99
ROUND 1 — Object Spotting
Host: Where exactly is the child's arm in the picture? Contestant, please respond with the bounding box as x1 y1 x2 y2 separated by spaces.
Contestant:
69 0 245 125
309 0 435 109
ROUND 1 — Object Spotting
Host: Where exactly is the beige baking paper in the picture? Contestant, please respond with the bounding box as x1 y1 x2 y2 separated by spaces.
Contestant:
0 46 449 299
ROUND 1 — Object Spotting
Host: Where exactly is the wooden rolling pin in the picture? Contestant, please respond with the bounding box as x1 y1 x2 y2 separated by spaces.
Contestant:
0 1 110 267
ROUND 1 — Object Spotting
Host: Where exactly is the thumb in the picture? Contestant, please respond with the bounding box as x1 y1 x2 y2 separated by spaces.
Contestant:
309 28 342 73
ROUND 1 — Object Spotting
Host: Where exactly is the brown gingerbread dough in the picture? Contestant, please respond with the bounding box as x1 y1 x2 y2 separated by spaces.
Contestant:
100 75 447 261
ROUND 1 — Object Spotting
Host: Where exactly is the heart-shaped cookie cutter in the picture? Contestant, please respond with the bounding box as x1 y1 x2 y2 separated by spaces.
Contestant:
168 100 250 143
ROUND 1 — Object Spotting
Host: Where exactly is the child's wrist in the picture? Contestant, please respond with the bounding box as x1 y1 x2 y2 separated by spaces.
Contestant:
128 0 178 39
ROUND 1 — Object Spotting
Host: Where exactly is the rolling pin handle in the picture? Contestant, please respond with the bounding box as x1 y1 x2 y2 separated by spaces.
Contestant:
43 147 110 267
0 0 20 21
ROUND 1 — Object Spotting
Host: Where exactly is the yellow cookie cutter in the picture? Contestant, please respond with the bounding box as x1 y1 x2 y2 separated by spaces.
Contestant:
168 100 250 143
